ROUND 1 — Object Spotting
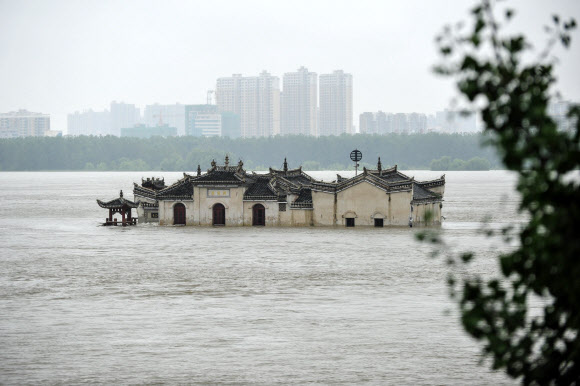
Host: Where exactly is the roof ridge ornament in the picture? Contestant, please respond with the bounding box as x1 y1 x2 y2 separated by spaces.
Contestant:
120 190 123 198
283 158 288 173
211 159 216 169
225 155 229 167
237 159 244 173
377 157 382 174
197 165 201 176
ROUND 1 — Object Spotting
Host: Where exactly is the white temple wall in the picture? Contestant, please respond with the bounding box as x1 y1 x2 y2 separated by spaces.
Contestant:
389 191 413 226
289 209 312 226
133 195 158 223
336 181 391 226
413 202 442 225
136 206 146 223
278 204 291 225
312 191 335 226
158 200 195 225
413 203 426 224
194 186 245 226
138 207 159 223
242 201 279 226
159 201 172 225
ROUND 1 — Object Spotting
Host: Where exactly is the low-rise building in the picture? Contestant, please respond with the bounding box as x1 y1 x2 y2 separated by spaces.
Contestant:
131 157 445 227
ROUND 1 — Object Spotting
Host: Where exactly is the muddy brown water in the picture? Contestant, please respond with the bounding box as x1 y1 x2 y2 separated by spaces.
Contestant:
0 171 522 384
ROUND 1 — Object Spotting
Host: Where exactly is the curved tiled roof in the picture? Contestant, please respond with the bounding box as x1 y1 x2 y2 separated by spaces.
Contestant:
156 178 194 200
140 201 159 208
412 182 442 203
133 183 157 199
269 165 318 186
294 189 312 203
416 175 446 189
192 170 245 184
97 191 138 209
141 177 165 190
290 188 313 209
244 177 277 200
124 158 445 209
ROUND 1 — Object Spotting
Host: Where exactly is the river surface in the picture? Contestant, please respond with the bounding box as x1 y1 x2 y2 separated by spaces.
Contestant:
0 170 523 385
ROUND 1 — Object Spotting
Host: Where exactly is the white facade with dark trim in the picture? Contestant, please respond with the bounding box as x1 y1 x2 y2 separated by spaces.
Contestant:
132 157 445 227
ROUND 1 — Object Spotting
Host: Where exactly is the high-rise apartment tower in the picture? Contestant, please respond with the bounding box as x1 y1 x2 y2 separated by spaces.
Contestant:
319 70 353 136
216 71 280 137
281 67 317 136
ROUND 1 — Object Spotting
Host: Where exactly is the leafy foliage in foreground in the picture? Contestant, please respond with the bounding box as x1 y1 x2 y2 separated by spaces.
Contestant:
0 133 498 171
420 1 579 383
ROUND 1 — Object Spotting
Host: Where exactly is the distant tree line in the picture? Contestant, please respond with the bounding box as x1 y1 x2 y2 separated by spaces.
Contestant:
430 155 490 171
0 133 500 171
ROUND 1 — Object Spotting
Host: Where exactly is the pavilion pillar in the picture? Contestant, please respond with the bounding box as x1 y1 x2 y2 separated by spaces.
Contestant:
122 209 126 225
109 209 112 222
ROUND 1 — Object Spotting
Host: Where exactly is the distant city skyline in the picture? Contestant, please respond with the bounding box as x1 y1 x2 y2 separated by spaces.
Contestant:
5 100 578 138
1 1 578 131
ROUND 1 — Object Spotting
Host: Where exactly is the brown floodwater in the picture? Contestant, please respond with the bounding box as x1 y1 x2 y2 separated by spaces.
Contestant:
0 170 522 384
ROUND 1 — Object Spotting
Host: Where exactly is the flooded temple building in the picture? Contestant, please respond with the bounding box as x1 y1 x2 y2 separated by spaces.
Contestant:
128 156 445 227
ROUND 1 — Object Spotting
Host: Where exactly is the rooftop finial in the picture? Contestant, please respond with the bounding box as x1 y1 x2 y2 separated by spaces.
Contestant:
237 159 244 172
377 157 382 173
211 159 216 168
283 157 288 172
225 155 229 166
197 165 201 176
120 190 123 198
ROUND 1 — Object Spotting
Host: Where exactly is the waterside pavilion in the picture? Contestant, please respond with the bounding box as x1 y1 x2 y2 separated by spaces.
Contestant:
97 190 138 226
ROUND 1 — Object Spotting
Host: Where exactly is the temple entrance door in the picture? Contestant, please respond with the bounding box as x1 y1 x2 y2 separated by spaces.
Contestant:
252 204 265 226
174 203 186 225
213 203 225 226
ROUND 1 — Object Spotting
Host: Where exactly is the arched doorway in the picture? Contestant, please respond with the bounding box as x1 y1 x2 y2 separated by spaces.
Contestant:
174 203 186 225
213 203 225 226
252 204 265 226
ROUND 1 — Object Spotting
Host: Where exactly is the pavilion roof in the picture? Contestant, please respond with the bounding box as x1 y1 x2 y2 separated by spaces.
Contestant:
97 190 138 209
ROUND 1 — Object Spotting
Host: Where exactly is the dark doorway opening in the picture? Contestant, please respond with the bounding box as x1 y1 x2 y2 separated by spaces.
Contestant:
212 203 225 226
174 203 186 225
346 218 355 227
374 218 384 227
252 204 265 226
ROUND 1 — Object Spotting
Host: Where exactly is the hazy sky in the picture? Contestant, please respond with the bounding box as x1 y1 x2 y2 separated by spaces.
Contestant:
1 0 579 131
